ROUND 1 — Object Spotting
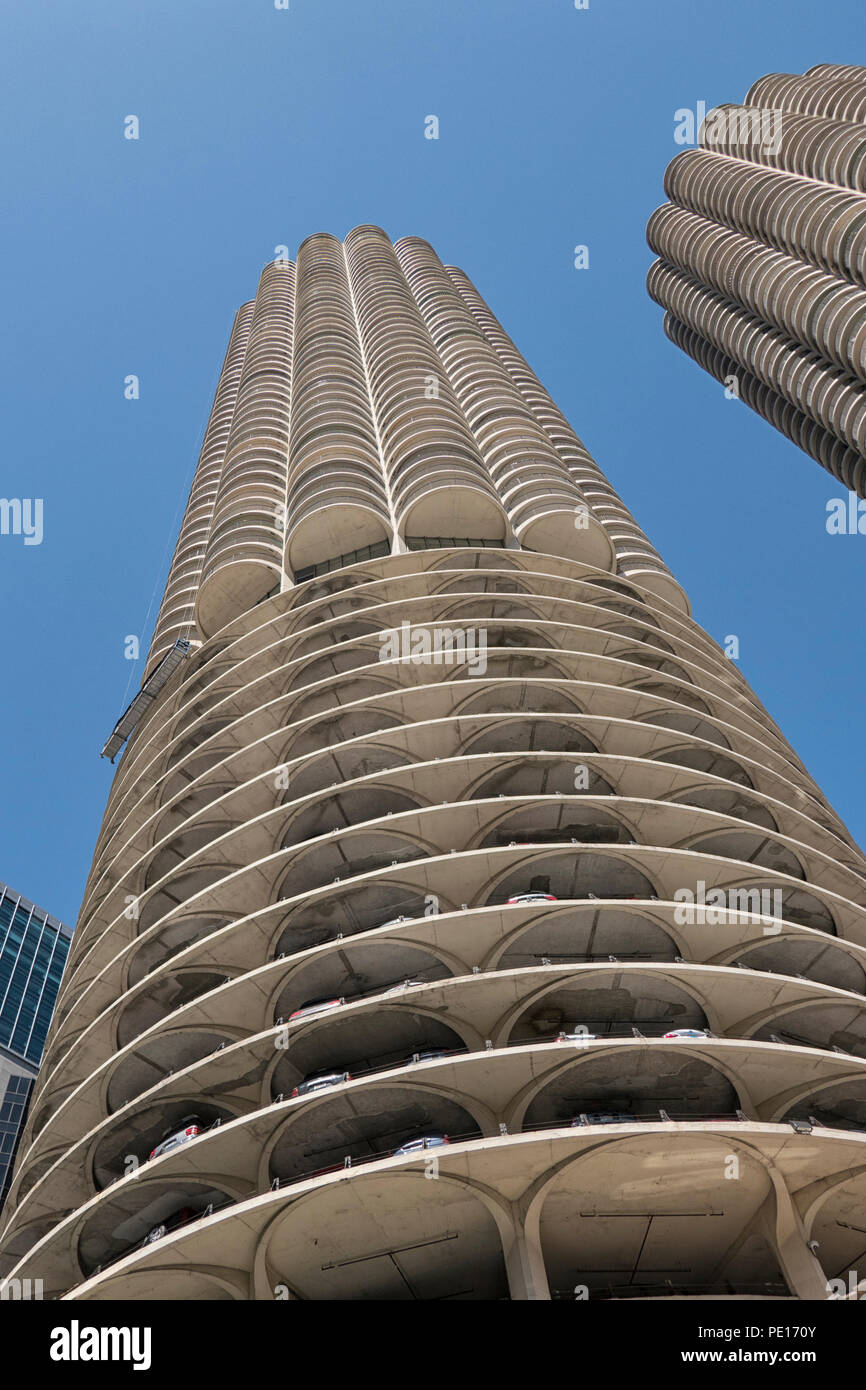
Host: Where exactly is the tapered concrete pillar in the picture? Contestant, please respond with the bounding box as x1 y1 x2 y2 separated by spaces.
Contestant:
763 1177 830 1301
502 1204 551 1301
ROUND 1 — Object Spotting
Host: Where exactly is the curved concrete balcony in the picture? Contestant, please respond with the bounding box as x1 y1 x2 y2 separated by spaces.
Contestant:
698 103 866 193
663 150 866 291
73 740 864 996
664 316 866 495
145 302 255 676
647 261 866 459
55 833 863 1048
197 261 295 636
343 227 498 531
82 692 860 924
78 554 853 920
285 503 392 579
25 889 866 1139
81 673 825 942
647 202 866 383
145 228 698 683
746 69 866 124
5 1118 866 1300
394 238 611 568
287 468 390 536
18 811 866 1156
396 478 508 543
440 262 689 610
285 232 387 575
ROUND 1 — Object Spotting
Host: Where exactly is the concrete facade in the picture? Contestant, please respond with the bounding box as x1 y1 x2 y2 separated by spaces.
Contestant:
3 230 866 1300
647 63 866 497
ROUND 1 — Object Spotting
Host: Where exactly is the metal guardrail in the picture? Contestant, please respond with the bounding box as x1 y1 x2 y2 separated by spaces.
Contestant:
90 1111 862 1280
112 1027 858 1187
92 1194 236 1276
553 1280 790 1300
271 1129 484 1189
521 1111 748 1132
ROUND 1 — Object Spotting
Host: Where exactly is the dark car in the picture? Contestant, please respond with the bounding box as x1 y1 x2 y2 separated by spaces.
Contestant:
141 1206 198 1247
572 1112 635 1126
392 1134 450 1156
291 1069 351 1097
409 1048 450 1064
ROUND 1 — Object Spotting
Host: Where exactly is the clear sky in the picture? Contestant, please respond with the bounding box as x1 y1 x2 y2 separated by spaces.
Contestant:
1 0 863 925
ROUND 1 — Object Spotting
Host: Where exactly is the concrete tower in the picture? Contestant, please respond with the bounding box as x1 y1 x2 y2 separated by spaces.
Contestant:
3 228 866 1301
647 63 866 498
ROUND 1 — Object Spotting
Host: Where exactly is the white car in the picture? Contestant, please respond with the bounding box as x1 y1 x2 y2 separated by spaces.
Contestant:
148 1120 201 1162
383 978 424 995
393 1134 450 1157
507 892 558 905
662 1028 709 1040
554 1030 598 1043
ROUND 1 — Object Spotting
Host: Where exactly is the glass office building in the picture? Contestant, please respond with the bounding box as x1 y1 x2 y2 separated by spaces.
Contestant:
0 881 72 1210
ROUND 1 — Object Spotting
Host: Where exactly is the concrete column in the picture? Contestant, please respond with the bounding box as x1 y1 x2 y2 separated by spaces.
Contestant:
764 1175 830 1300
502 1202 551 1300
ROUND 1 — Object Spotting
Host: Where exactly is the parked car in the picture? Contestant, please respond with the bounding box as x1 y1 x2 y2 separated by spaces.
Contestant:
148 1119 202 1162
141 1206 197 1246
554 1030 598 1043
383 978 424 995
572 1112 635 1126
507 892 558 905
392 1134 450 1156
410 1048 450 1063
663 1028 709 1040
291 1069 352 1097
289 997 345 1021
380 914 416 929
570 826 622 844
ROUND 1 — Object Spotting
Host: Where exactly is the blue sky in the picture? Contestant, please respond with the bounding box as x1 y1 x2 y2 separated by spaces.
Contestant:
1 0 863 925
